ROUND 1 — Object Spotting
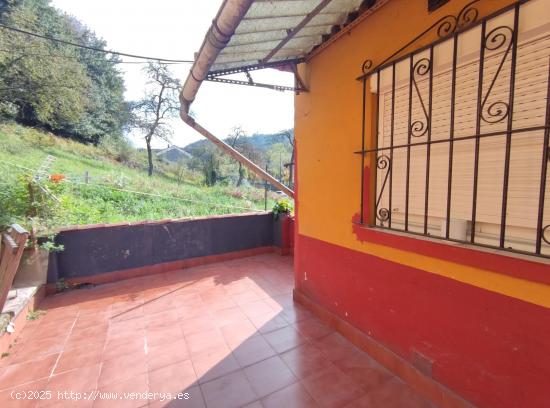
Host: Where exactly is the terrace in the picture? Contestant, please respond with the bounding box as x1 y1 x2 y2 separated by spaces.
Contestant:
0 251 432 408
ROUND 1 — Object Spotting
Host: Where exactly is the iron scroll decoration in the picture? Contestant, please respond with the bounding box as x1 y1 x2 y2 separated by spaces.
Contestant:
543 225 550 246
375 155 391 224
411 57 432 138
479 25 515 124
361 0 480 75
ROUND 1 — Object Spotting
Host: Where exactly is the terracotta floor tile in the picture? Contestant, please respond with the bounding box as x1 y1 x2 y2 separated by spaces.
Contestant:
3 255 433 408
10 337 64 364
64 326 107 350
343 394 376 408
108 319 146 338
243 356 297 398
280 343 332 380
211 307 248 328
263 326 308 354
301 366 365 408
102 336 145 362
200 370 257 408
146 326 184 349
231 290 262 306
281 306 314 324
332 353 394 392
261 382 319 408
148 360 197 394
249 312 290 334
232 335 276 368
94 373 148 408
0 378 48 408
147 339 189 371
55 343 104 374
220 321 259 349
314 333 361 362
185 329 227 357
0 353 59 391
39 364 101 407
179 315 217 337
364 378 434 408
191 346 240 384
242 402 263 408
148 385 205 408
293 319 333 340
239 300 275 319
110 306 144 323
99 352 147 387
146 309 181 329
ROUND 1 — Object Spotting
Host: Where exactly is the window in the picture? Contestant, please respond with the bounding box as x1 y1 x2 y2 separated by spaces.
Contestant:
358 0 550 258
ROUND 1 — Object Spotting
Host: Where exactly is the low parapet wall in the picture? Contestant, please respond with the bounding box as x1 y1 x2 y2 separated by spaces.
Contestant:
47 212 285 285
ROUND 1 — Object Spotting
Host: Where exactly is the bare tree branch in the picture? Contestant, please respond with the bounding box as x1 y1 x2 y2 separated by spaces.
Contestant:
130 62 181 176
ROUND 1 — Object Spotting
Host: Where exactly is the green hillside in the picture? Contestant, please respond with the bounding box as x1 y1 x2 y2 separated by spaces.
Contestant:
184 131 293 157
0 123 275 236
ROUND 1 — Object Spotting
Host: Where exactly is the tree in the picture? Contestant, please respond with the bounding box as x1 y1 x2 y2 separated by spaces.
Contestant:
131 62 180 176
0 0 127 144
227 126 247 187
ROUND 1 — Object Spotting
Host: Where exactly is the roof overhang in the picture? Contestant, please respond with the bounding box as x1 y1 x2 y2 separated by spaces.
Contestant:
180 0 390 114
178 0 389 198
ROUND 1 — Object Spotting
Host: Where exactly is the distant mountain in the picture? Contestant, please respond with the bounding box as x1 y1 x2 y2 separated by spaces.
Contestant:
183 130 293 157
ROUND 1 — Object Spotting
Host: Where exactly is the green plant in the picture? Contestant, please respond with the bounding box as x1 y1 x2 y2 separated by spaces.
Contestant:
26 309 46 321
273 198 293 219
56 278 69 292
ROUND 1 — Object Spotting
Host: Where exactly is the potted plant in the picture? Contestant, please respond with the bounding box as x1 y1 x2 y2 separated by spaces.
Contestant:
272 198 293 254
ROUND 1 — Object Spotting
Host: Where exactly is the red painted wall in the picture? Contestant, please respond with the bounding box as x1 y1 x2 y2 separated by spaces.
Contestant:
295 234 550 408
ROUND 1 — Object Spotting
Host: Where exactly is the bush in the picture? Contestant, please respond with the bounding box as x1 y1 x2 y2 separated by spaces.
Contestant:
99 134 134 163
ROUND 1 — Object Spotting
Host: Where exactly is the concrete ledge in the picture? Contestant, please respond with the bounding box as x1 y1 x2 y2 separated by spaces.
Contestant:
46 246 276 295
0 285 45 357
293 288 474 408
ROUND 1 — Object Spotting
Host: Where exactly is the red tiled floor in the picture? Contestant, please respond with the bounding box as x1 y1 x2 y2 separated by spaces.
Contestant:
149 360 198 400
280 343 332 380
263 325 308 354
94 373 148 408
98 353 147 387
39 364 101 407
261 382 318 408
192 346 240 384
0 353 59 390
301 366 365 408
54 343 104 374
243 355 297 398
0 254 434 408
147 339 189 371
200 370 256 408
231 335 276 368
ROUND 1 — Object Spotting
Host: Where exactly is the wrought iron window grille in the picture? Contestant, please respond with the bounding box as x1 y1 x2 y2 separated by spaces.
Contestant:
357 0 550 258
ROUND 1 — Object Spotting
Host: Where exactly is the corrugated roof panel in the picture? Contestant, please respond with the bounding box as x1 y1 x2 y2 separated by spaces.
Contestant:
224 35 321 53
209 0 367 73
227 25 332 48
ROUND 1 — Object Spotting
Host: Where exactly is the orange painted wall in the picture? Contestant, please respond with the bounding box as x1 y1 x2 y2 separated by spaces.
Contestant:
294 1 550 405
294 0 550 308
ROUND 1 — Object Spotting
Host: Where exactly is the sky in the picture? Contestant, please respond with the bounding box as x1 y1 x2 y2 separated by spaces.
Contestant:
50 0 295 148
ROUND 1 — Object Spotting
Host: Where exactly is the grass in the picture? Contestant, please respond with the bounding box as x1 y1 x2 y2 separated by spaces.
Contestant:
0 122 278 231
26 309 46 321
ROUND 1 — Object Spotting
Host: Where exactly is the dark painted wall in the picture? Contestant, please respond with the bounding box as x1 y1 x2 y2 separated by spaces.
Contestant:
48 213 274 283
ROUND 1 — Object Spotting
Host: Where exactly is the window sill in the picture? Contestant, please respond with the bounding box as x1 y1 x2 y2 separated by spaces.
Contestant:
352 222 550 286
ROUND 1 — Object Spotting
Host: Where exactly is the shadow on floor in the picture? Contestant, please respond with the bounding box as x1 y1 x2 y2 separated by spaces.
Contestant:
0 253 433 408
